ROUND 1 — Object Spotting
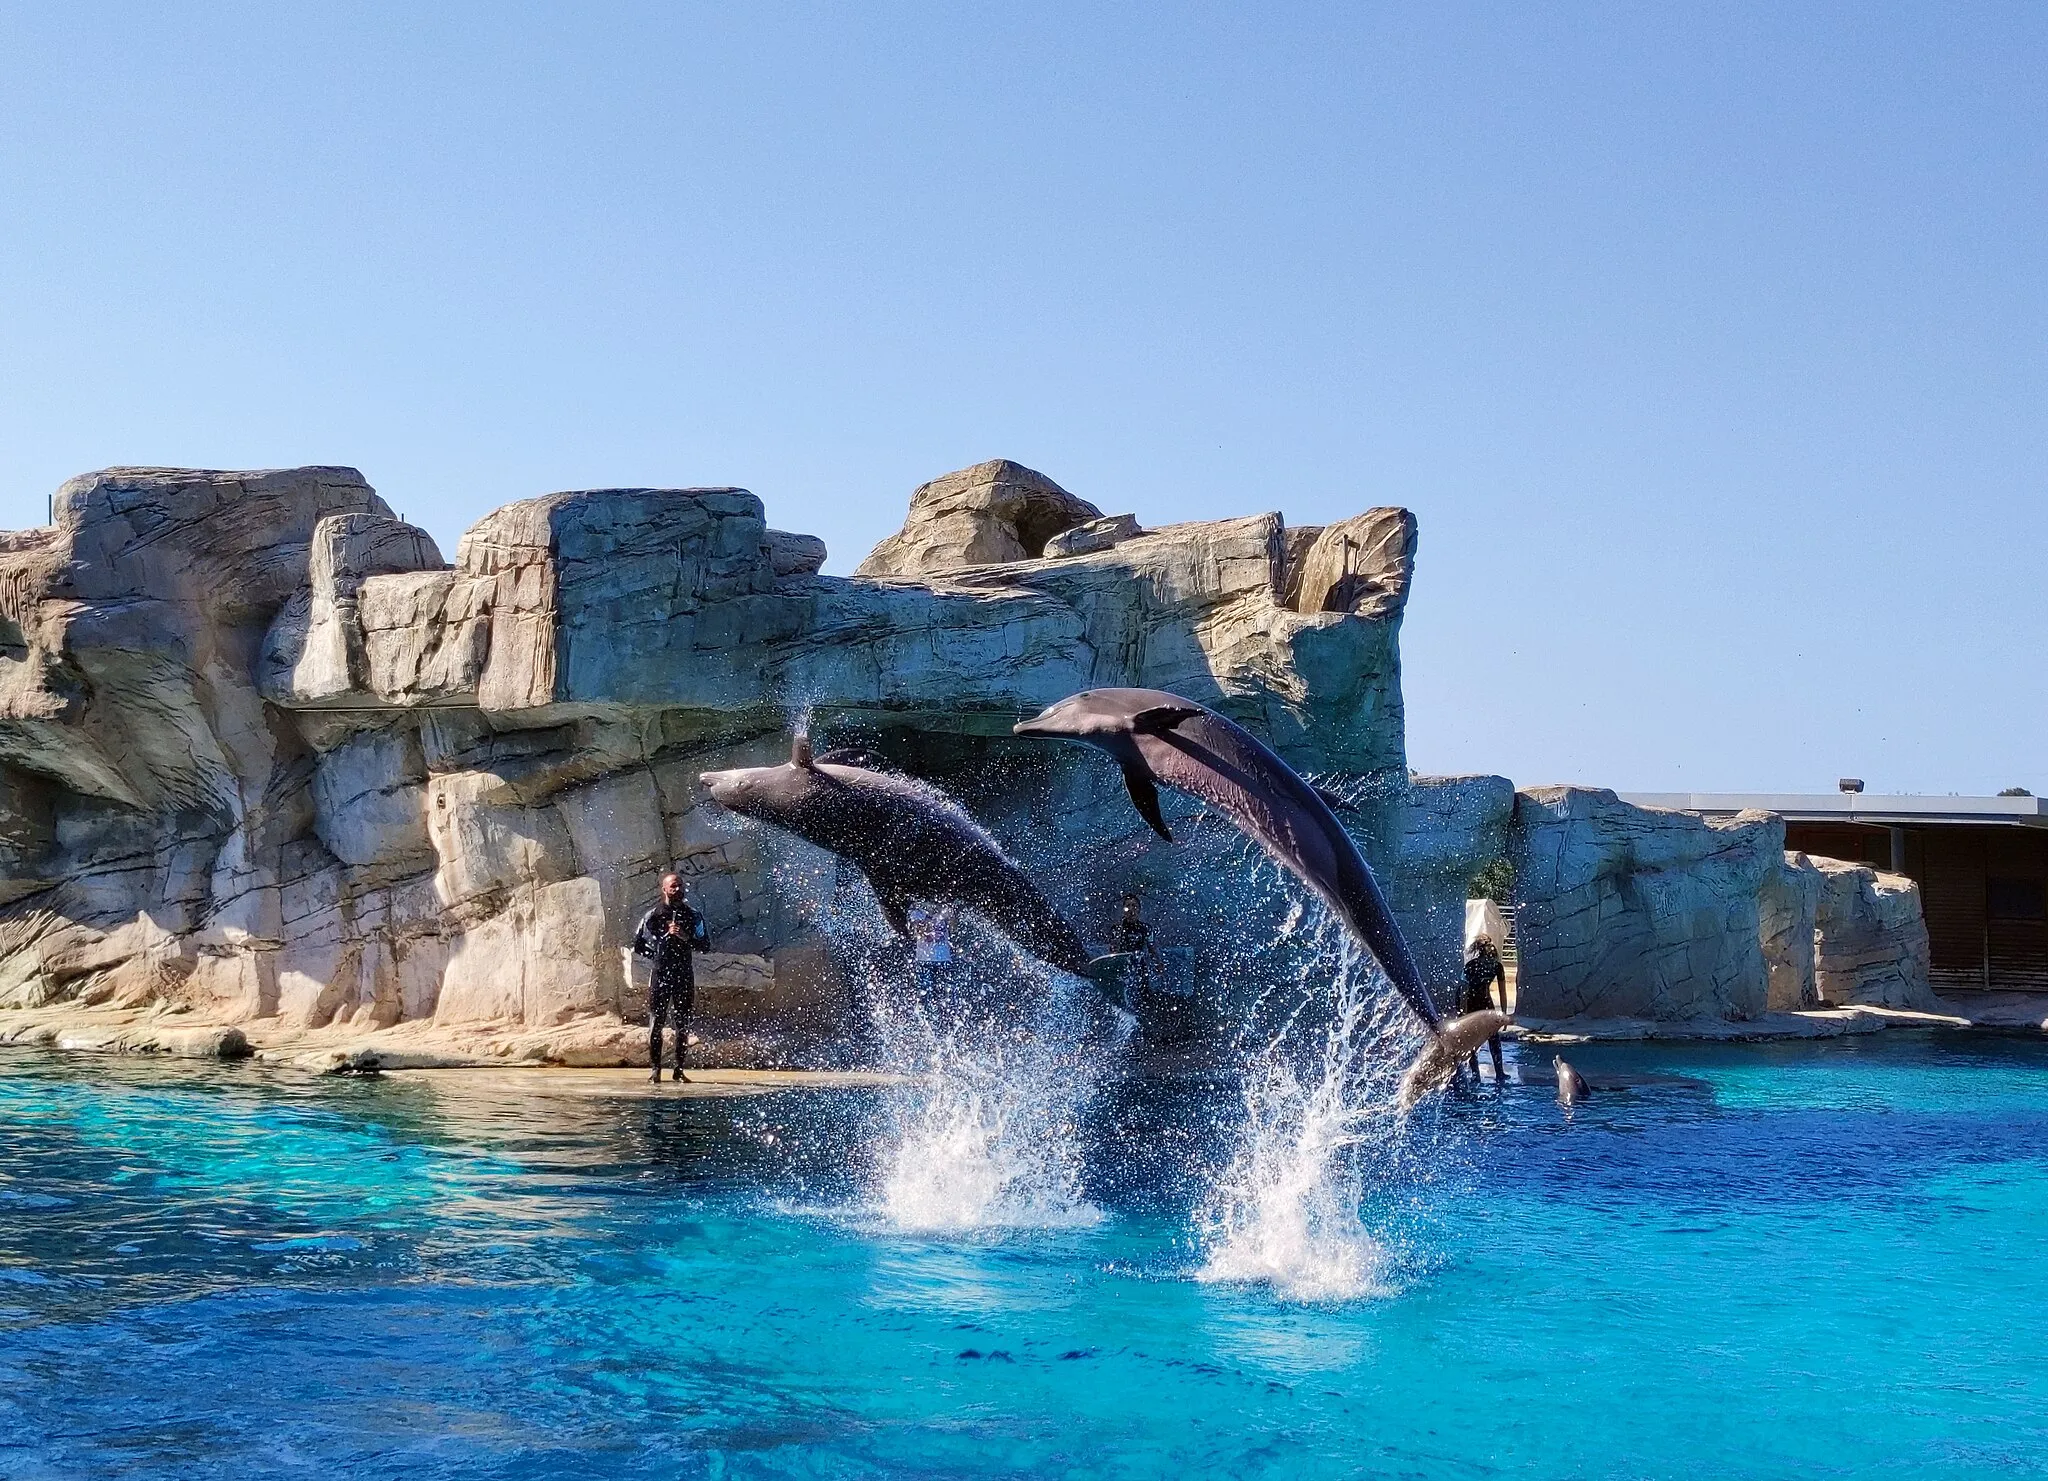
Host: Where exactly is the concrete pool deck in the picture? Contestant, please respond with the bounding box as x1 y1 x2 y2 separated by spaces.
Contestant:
379 1066 909 1099
3 992 2043 1077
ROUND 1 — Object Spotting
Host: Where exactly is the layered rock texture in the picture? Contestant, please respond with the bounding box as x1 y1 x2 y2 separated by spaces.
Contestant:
1508 788 1783 1022
1509 790 1942 1024
0 461 1450 1059
1810 858 1939 1012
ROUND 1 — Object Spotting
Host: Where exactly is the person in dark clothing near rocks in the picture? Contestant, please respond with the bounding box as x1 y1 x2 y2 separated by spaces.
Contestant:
1114 892 1153 957
1113 891 1160 998
633 872 709 1083
1462 933 1508 1084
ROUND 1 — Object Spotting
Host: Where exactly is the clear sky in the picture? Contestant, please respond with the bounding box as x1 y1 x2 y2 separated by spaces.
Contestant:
2 3 2041 795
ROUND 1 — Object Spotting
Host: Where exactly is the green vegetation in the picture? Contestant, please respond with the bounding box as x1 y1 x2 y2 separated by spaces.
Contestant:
1470 855 1515 905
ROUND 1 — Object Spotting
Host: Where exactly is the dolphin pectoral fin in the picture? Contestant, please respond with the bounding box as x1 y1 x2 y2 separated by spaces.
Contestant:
1130 704 1203 736
792 731 815 770
1121 761 1174 841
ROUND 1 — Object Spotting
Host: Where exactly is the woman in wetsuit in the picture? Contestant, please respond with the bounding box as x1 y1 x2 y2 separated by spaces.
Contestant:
1462 933 1508 1084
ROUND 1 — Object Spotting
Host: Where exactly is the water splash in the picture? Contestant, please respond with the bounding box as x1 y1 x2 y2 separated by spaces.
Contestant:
1197 919 1432 1302
779 839 1128 1233
869 964 1123 1231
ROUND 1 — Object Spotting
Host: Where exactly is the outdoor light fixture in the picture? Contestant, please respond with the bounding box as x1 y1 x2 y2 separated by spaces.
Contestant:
1838 778 1865 794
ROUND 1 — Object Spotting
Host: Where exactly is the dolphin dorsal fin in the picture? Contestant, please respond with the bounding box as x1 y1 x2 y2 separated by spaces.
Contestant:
792 731 815 769
1131 703 1202 736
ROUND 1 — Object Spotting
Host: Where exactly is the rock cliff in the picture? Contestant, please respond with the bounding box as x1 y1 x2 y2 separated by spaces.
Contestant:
0 461 1449 1060
1509 790 1942 1026
1508 788 1782 1022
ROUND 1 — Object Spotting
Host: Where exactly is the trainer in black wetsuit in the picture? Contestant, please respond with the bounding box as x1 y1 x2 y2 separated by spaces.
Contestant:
1114 892 1153 957
633 872 709 1083
1114 891 1158 994
1462 934 1507 1084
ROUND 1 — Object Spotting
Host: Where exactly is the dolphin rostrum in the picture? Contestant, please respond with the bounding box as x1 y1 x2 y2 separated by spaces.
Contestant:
1014 687 1511 1102
698 732 1095 978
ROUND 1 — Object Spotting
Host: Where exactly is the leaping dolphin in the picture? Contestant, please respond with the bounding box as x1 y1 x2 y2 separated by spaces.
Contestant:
1013 686 1511 1102
698 733 1096 979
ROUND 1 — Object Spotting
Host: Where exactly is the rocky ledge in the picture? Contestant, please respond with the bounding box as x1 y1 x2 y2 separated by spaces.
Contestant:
0 455 1982 1068
0 458 1507 1063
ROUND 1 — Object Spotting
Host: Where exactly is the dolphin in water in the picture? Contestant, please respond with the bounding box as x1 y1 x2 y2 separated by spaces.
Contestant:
698 732 1095 978
1554 1055 1590 1107
1013 686 1511 1102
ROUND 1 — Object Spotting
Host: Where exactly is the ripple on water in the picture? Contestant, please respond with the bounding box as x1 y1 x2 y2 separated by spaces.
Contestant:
0 1030 2044 1479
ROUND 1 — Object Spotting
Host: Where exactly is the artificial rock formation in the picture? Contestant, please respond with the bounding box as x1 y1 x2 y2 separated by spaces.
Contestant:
1811 858 1939 1011
1760 851 1824 1011
1511 793 1941 1025
1508 788 1783 1022
0 460 1444 1059
853 459 1104 577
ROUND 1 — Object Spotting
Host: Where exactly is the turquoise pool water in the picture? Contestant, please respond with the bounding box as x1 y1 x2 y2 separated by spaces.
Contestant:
1 1031 2044 1478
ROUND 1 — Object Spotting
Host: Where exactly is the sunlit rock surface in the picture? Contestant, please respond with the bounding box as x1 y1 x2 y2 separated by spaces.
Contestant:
1760 851 1824 1011
0 461 1445 1057
1508 788 1782 1022
1511 791 1941 1027
852 459 1102 577
1811 857 1940 1011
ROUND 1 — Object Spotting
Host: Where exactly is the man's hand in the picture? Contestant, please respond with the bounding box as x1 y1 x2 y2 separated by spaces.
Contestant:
666 919 682 937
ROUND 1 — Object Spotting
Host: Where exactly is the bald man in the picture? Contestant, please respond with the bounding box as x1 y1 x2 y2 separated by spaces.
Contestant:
632 872 709 1082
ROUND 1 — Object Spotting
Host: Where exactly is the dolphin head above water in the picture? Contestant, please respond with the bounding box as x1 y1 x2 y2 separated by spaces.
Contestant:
698 733 821 825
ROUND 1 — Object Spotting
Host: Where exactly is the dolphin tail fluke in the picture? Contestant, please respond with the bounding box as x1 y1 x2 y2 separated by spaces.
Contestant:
1394 1011 1512 1112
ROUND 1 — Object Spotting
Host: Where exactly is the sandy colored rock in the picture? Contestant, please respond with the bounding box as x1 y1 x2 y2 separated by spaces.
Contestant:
1289 509 1417 619
1044 514 1141 559
1760 850 1823 1010
1812 857 1941 1011
854 460 1101 577
1509 788 1782 1021
0 457 1462 1060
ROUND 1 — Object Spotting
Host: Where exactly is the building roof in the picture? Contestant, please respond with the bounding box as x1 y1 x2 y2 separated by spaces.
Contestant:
1619 792 2048 829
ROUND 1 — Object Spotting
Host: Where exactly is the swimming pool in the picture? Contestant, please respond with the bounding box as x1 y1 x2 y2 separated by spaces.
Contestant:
1 1030 2043 1478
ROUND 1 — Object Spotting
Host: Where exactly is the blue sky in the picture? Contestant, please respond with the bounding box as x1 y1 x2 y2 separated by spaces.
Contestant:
2 3 2040 794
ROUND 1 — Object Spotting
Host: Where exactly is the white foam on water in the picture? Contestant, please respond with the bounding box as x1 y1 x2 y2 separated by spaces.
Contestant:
869 973 1122 1232
1196 930 1424 1303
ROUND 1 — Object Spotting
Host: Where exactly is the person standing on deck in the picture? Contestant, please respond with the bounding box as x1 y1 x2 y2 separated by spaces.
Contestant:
1462 934 1508 1084
1114 892 1153 958
633 872 709 1083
